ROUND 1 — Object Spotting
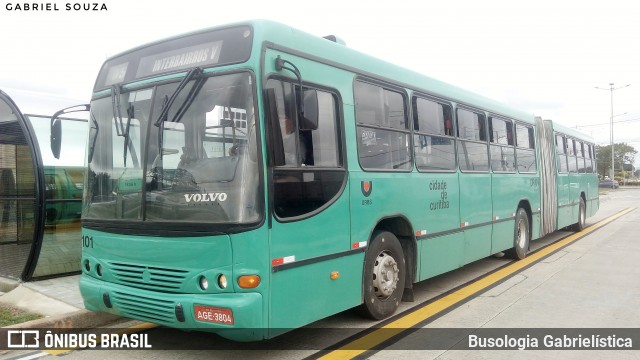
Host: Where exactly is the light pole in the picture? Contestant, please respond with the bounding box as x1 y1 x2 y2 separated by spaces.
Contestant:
595 83 630 179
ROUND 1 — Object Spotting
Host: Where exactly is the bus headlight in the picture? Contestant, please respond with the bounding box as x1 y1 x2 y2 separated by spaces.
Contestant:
199 276 209 290
217 274 228 289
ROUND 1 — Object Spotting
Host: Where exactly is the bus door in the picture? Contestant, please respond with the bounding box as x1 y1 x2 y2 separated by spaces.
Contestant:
264 78 354 333
555 134 571 228
456 108 492 263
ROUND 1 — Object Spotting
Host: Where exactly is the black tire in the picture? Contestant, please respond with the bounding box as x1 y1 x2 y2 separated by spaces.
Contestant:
572 197 586 232
506 208 530 260
359 231 406 320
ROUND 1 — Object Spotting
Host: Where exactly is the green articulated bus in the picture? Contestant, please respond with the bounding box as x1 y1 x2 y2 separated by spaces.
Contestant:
73 20 599 341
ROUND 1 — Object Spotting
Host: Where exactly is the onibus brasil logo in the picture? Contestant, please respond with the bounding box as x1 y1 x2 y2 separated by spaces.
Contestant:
5 330 152 349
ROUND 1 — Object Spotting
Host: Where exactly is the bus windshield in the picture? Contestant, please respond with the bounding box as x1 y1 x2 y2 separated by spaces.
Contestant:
84 72 260 226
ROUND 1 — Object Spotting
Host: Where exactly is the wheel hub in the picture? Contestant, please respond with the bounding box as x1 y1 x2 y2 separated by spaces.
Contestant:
517 219 527 248
372 251 399 299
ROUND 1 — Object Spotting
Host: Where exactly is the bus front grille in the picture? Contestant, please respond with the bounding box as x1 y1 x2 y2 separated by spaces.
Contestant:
109 262 189 292
111 291 177 325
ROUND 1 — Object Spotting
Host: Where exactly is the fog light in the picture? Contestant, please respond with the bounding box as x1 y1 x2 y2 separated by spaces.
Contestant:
238 275 260 289
96 263 102 277
218 274 228 289
199 276 209 290
84 259 91 272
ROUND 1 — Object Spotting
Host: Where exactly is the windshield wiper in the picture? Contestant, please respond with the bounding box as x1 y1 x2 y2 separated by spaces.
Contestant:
154 67 203 126
171 76 206 124
122 104 139 168
111 85 125 136
87 112 99 163
112 85 139 168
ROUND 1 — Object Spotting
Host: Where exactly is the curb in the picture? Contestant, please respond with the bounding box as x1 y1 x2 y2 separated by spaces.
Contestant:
5 309 122 329
0 278 19 293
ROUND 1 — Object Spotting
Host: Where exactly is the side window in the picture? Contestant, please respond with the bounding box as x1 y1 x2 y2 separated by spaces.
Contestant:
567 138 578 173
311 93 340 166
555 134 568 174
587 144 595 173
268 80 304 166
515 123 536 173
489 116 515 172
355 81 410 171
412 97 455 171
266 79 344 219
577 141 586 173
457 108 488 172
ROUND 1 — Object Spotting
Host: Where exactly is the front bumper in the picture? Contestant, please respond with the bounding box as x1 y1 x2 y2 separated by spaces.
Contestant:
80 275 264 341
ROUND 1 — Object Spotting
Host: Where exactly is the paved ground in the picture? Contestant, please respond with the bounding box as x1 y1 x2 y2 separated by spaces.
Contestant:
369 188 640 358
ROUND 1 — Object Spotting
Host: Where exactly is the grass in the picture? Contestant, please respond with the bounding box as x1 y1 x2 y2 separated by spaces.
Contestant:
0 305 42 327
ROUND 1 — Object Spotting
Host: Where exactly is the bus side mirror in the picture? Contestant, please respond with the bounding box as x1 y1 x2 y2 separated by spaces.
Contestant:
51 118 62 159
300 89 318 131
50 104 90 159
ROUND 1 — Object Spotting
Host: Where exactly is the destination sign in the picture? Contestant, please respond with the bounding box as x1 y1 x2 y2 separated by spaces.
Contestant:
104 62 128 87
136 41 222 78
94 25 253 90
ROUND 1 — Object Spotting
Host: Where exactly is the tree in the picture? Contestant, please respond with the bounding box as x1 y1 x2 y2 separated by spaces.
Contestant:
595 143 637 179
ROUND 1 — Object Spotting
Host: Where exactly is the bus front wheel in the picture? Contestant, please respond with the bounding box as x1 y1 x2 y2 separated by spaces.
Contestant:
359 231 406 320
507 208 530 260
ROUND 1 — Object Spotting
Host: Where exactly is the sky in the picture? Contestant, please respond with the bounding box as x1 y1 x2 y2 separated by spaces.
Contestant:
2 0 640 168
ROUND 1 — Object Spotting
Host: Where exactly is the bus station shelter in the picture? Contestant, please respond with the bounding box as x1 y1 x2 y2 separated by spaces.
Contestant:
0 88 87 281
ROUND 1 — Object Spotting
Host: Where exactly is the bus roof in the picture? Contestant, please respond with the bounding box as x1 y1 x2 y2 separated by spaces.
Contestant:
101 19 591 135
548 119 595 143
251 20 537 123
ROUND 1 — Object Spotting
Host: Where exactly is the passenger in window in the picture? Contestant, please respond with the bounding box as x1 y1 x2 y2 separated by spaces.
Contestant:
444 113 453 136
280 115 307 166
229 144 243 156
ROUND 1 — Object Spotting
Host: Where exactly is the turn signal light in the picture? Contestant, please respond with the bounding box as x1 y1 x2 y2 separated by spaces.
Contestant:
237 275 261 289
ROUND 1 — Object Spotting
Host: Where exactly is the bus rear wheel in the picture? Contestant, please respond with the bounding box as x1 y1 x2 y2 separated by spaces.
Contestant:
572 197 586 232
507 208 530 260
359 231 405 320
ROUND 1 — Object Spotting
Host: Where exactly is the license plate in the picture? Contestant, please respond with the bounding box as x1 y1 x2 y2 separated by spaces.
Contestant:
194 305 234 325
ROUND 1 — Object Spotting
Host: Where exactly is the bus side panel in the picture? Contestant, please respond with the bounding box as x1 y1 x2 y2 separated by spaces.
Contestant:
556 174 572 229
419 233 464 280
459 173 492 264
490 173 517 252
491 172 542 249
416 172 462 281
268 191 357 330
268 254 363 337
586 176 599 218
